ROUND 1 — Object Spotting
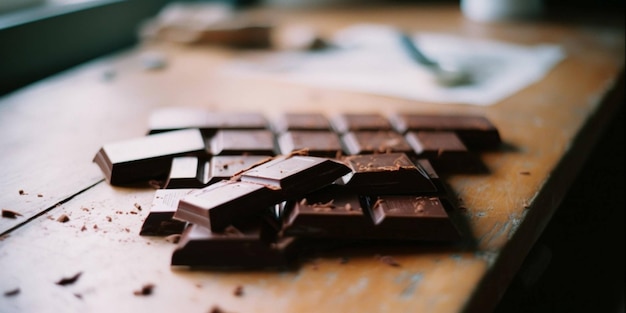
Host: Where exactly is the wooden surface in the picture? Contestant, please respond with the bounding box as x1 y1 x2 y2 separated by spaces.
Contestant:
0 3 623 313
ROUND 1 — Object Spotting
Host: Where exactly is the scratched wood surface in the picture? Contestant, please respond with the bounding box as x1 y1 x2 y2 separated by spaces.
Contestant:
0 4 623 313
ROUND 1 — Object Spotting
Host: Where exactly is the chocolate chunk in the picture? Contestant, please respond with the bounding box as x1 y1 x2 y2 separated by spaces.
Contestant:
239 155 352 196
209 130 276 155
390 113 501 149
405 131 481 173
207 155 272 184
340 153 437 194
148 107 267 134
164 156 207 189
366 195 461 241
56 272 82 286
277 131 343 157
140 189 190 236
171 224 299 269
93 128 207 185
272 113 331 133
341 131 413 155
331 113 392 133
282 185 371 238
174 180 282 232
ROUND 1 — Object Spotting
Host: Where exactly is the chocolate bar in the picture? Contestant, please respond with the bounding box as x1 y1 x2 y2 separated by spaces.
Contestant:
140 189 191 236
390 113 502 148
340 153 437 194
174 180 282 232
93 128 207 185
282 185 461 241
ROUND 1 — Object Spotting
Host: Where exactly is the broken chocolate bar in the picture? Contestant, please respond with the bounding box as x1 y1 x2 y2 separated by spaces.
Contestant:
239 155 352 196
174 180 282 232
93 128 207 185
171 223 299 269
140 189 191 236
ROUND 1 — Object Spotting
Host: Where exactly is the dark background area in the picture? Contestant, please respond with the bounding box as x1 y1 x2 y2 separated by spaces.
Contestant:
494 105 624 313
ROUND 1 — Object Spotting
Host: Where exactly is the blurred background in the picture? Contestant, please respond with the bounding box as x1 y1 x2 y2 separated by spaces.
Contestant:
0 0 623 96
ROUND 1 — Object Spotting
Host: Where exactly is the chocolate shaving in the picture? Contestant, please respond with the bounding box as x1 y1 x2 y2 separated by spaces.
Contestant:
57 214 70 223
56 272 82 286
4 288 20 297
233 285 244 297
133 283 154 296
2 209 22 219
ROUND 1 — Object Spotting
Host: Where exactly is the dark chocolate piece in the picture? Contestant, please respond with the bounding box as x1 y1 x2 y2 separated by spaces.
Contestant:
164 156 207 189
140 189 190 236
174 180 282 232
331 113 392 133
282 185 371 238
209 130 276 155
414 158 447 194
272 113 331 133
340 153 437 194
341 131 413 155
390 113 501 148
93 128 207 185
405 131 480 173
148 107 267 134
239 155 352 196
171 224 299 269
206 155 272 184
277 131 343 157
366 195 461 241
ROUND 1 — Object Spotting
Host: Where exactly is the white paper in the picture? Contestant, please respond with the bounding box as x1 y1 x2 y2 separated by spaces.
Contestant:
220 24 565 106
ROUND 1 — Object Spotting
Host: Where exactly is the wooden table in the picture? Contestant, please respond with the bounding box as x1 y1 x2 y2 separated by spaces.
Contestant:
1 3 623 313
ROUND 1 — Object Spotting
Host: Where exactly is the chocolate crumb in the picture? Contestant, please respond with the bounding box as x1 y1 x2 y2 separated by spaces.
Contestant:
74 293 83 299
209 305 227 313
2 209 22 219
165 234 181 243
378 255 400 267
56 272 82 286
37 194 43 198
134 203 142 211
4 288 20 297
93 224 98 230
18 190 27 195
519 171 531 175
233 285 244 297
57 214 70 223
106 216 112 222
80 225 87 232
134 283 154 296
130 211 138 215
